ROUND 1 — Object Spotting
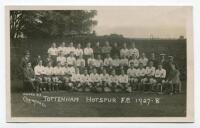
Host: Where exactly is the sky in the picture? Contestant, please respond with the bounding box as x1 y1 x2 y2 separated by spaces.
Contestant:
93 6 192 38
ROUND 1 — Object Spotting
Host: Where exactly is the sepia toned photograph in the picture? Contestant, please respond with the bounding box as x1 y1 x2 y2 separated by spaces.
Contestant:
6 6 194 122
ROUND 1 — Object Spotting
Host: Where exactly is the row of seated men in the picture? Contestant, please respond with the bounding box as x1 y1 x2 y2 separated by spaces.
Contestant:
23 57 181 94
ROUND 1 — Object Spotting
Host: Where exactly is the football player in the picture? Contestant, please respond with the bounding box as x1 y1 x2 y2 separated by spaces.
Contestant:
120 42 129 58
139 52 148 67
75 43 83 58
67 51 76 66
118 70 129 92
43 62 54 91
128 42 139 59
34 60 46 92
155 63 166 93
136 63 146 91
127 62 138 91
143 61 156 91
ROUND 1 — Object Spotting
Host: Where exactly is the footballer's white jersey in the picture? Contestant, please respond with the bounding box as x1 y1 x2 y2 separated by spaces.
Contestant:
82 74 90 83
104 58 113 66
53 67 65 75
111 59 120 67
87 58 96 66
129 59 139 68
155 69 166 78
90 73 101 82
48 47 58 56
118 75 129 83
57 47 66 54
109 75 119 83
145 66 155 77
119 58 129 66
76 58 85 67
68 67 76 75
127 68 137 77
71 73 81 82
34 65 45 75
129 48 139 58
120 48 129 57
84 48 93 56
67 56 76 66
57 56 66 66
100 74 110 82
94 59 103 67
136 68 146 77
75 48 83 57
139 57 149 67
44 66 54 76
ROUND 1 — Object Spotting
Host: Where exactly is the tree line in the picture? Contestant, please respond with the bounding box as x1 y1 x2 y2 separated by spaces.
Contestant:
10 10 97 39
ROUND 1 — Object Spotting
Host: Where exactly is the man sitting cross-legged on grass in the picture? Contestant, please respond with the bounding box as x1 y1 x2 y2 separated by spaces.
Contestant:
90 68 103 92
69 68 82 91
109 70 119 92
143 61 156 91
34 60 46 92
136 63 146 91
43 62 54 91
81 69 92 92
23 62 36 92
165 63 181 95
118 69 129 92
155 63 166 93
52 62 64 91
100 69 110 92
127 62 138 91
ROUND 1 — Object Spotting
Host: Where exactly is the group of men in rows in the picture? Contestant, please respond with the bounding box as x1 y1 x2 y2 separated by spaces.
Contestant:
21 41 182 94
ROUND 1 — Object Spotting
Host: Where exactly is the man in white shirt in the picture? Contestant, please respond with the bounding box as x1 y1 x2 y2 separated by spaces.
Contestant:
76 55 85 67
69 68 82 91
67 52 76 66
111 54 120 68
64 42 75 56
136 63 146 91
100 69 110 92
56 52 66 66
129 42 139 58
120 43 129 58
118 70 129 92
43 63 54 91
81 69 91 92
84 42 93 59
34 60 46 92
94 54 103 69
119 55 129 67
47 42 58 66
139 52 148 67
90 68 102 92
87 54 96 67
155 63 166 92
52 62 63 91
127 62 138 90
75 43 83 57
57 42 66 55
104 54 113 68
143 61 156 91
109 70 119 92
129 55 139 68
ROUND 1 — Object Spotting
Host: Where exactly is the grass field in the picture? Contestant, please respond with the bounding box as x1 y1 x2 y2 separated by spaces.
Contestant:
11 79 186 117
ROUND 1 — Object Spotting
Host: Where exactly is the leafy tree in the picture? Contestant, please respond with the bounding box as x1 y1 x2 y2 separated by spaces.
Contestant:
10 10 97 39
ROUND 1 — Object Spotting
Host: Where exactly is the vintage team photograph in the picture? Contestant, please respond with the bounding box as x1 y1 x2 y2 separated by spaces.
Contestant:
6 6 194 122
